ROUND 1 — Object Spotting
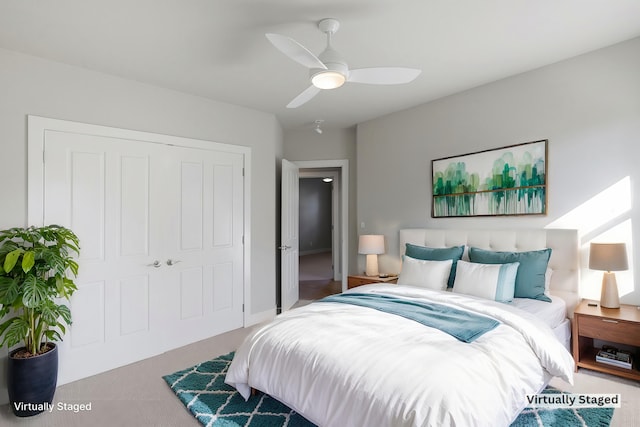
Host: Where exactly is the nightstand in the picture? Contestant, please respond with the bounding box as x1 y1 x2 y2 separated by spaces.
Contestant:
347 274 398 289
572 299 640 381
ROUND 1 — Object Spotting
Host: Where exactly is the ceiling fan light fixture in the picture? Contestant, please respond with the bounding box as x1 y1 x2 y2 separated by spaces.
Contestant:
267 18 422 108
311 70 346 89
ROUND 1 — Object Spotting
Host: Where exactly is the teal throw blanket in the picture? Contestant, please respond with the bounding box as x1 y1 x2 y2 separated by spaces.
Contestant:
319 293 499 343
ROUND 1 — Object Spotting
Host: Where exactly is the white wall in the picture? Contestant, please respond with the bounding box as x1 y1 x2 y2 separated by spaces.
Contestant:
357 37 640 305
283 127 358 272
0 48 281 401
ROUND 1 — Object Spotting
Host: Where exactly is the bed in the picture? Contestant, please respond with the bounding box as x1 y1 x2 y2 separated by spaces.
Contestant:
226 228 579 427
398 228 581 351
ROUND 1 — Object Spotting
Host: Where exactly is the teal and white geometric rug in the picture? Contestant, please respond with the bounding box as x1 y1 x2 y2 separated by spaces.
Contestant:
163 352 313 427
511 387 613 427
163 352 613 427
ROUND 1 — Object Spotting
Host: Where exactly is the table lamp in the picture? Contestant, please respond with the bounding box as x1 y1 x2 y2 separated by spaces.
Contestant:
589 242 628 309
359 235 385 277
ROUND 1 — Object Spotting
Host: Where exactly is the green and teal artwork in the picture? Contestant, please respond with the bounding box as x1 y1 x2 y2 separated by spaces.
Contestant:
432 140 547 217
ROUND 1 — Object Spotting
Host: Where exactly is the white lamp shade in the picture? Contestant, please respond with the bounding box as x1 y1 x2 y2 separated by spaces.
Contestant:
589 243 628 271
358 235 385 255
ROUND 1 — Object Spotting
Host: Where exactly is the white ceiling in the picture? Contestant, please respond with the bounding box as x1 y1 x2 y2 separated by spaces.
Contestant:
1 0 640 131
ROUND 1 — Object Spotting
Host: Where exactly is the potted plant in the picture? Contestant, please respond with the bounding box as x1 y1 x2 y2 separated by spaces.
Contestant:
0 225 79 417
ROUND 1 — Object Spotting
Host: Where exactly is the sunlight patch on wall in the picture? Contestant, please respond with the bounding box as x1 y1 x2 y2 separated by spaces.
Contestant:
547 177 633 300
547 177 631 234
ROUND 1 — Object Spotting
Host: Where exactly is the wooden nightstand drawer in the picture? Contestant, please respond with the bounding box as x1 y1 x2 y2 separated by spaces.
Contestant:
578 315 640 347
348 276 374 288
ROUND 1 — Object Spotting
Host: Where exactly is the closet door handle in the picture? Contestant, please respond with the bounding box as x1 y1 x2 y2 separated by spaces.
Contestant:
148 260 162 268
278 245 291 251
166 259 181 266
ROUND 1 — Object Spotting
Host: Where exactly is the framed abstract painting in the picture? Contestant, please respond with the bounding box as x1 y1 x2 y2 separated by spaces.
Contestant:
432 139 547 218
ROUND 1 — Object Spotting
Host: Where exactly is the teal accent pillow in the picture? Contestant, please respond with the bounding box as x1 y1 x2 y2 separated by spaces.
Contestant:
468 247 552 302
405 243 464 288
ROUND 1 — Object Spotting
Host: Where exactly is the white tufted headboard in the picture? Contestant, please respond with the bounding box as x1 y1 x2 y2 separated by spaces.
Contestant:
399 229 580 315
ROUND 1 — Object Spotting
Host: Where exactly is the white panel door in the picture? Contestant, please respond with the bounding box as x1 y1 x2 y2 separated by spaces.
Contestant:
44 131 167 384
157 146 245 349
280 159 299 311
43 131 245 384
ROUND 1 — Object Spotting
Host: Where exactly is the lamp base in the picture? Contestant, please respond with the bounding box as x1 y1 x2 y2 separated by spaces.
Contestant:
600 272 620 309
365 254 379 277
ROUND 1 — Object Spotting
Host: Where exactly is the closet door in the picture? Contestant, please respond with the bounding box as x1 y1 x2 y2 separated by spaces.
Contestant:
44 131 168 384
157 145 245 350
42 131 245 385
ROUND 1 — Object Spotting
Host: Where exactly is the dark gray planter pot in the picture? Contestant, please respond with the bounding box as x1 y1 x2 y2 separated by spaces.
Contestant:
7 343 58 417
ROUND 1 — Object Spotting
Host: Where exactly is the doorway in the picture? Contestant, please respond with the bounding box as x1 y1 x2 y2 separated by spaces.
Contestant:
298 174 339 300
294 160 348 301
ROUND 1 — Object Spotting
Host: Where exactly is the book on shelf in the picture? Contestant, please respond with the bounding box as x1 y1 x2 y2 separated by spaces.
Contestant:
595 346 633 369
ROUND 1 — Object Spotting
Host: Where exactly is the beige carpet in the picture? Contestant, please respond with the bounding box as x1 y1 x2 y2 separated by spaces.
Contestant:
1 325 638 427
0 327 252 427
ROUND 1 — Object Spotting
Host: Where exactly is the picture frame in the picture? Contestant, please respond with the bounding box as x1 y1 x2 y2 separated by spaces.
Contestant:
432 139 548 218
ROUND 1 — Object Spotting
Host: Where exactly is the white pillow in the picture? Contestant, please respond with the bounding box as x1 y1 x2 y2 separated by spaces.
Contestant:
397 256 453 290
452 260 519 302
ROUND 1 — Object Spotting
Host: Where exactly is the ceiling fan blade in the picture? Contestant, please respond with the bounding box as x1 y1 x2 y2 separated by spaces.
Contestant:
286 85 321 109
348 67 421 85
266 33 327 70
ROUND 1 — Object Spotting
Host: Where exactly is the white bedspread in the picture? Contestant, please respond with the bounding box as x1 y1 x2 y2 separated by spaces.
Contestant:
226 284 574 427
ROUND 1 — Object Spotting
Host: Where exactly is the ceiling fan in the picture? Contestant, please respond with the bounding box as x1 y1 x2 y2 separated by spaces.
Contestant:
266 18 422 108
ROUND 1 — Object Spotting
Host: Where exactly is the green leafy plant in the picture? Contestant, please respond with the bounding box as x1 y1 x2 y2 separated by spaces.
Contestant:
0 225 79 356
